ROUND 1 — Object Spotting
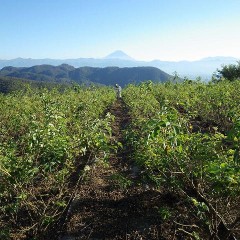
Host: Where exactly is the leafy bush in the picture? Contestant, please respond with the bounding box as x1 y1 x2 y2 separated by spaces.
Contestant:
215 61 240 81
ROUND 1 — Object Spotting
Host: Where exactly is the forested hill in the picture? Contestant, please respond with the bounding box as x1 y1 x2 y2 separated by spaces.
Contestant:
0 76 69 94
0 64 171 86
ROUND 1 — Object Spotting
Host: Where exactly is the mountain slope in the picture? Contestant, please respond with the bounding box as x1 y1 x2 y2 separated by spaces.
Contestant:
0 65 171 86
104 50 135 61
1 55 239 80
0 76 69 94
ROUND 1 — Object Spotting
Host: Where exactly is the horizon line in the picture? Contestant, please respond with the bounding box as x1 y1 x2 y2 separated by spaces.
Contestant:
0 55 239 62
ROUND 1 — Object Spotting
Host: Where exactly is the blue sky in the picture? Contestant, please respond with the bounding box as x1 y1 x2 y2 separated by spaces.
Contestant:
1 0 240 61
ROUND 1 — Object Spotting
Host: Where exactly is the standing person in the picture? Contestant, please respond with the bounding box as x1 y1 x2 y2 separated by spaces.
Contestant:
115 84 122 99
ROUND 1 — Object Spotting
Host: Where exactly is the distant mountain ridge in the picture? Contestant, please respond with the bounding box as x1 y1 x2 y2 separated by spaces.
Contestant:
0 51 239 80
0 65 171 86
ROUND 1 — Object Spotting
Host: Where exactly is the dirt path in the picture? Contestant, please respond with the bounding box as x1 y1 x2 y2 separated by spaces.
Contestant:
56 99 240 240
57 99 168 240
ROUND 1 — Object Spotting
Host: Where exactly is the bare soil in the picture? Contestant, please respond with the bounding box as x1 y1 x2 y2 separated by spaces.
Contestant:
57 99 177 239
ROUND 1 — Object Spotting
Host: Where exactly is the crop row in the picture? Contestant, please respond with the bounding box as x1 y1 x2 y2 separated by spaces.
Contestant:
0 86 116 239
123 81 240 239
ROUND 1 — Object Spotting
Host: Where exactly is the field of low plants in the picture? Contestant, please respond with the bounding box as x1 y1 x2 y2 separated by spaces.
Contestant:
0 86 116 239
0 80 239 239
123 81 240 239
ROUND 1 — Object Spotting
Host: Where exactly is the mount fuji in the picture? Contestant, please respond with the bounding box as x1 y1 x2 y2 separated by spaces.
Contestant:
0 51 239 80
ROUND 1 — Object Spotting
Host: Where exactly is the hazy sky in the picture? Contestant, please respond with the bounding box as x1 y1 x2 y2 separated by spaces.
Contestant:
1 0 240 61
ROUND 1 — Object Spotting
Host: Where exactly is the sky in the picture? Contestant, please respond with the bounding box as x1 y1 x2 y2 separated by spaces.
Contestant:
1 0 240 61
